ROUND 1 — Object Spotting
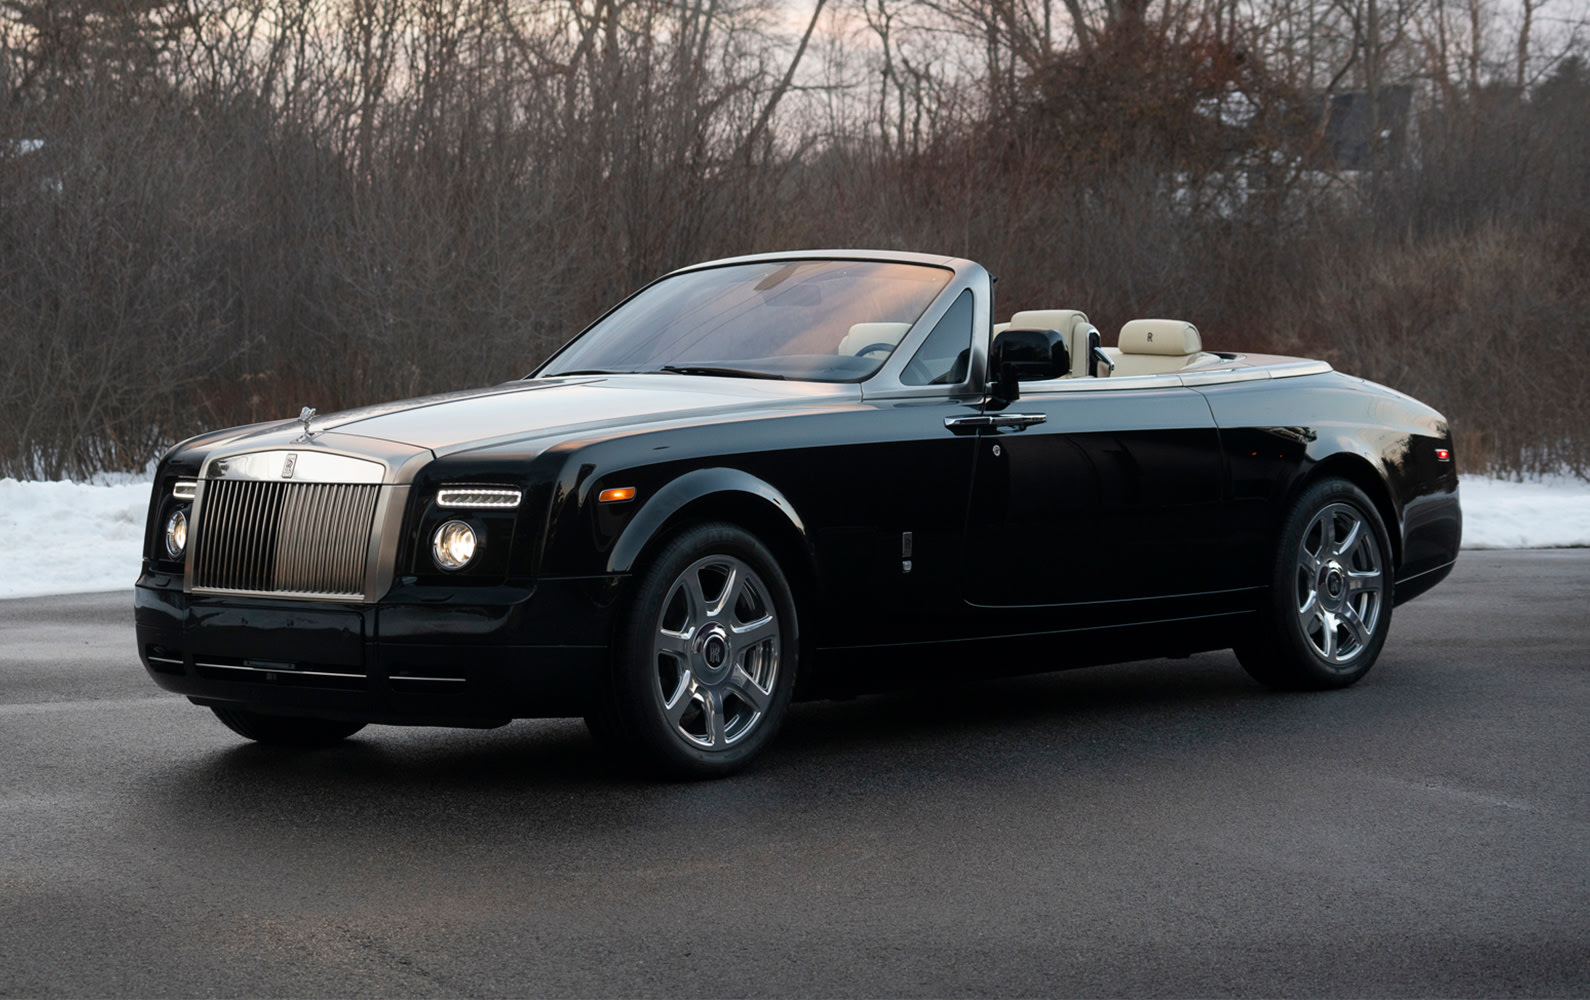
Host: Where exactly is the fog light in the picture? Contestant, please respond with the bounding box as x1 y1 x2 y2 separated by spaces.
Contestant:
164 509 188 559
432 520 478 571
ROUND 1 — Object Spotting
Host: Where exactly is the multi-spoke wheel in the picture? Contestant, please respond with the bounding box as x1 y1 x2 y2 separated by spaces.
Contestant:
588 522 798 778
1237 478 1393 690
210 706 366 747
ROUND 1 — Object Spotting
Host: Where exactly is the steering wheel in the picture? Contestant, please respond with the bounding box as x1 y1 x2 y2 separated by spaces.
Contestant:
854 342 895 359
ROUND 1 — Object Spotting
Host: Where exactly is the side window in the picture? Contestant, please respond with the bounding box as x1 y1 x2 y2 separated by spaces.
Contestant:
900 289 973 386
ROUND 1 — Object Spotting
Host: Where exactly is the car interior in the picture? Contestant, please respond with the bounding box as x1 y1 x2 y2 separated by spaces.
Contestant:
838 309 1228 380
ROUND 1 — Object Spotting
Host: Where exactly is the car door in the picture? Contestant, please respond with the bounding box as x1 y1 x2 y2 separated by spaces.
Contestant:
795 286 987 647
959 376 1231 631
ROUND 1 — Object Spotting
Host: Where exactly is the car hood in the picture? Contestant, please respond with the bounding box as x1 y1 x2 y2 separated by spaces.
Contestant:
201 375 859 461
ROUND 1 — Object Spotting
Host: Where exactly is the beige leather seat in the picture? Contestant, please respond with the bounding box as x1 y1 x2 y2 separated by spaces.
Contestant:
1107 319 1222 376
837 322 912 357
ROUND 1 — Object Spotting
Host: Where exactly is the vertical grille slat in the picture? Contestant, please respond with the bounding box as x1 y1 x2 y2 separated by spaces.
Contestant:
323 486 344 593
238 481 257 588
322 485 345 591
192 480 380 599
275 483 307 593
317 485 341 591
339 486 368 591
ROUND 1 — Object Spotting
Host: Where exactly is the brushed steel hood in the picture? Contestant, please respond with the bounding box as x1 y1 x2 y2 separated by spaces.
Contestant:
311 375 856 455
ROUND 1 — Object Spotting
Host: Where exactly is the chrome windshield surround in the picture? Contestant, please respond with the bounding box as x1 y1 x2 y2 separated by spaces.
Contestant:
437 486 523 509
172 480 197 500
538 250 978 390
856 257 992 400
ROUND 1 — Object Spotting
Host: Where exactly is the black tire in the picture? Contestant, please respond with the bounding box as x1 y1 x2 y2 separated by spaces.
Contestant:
210 706 366 747
587 522 799 779
1237 477 1394 690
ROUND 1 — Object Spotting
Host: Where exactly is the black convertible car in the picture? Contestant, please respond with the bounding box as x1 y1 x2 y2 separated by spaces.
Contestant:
136 250 1461 777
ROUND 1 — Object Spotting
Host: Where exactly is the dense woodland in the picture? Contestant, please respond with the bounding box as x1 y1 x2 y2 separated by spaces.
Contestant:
1 0 1587 480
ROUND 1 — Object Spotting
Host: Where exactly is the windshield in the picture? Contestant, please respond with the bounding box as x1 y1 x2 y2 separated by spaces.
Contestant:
539 259 955 382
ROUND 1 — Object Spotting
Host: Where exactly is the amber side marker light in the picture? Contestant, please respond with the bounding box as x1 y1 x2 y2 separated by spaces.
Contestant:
598 487 637 503
1435 448 1452 462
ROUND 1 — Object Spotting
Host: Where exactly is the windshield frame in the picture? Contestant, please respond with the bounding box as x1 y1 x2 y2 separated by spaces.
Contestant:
531 251 989 390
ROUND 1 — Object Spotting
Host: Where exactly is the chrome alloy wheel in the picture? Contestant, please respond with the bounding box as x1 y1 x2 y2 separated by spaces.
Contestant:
1294 501 1385 666
652 554 781 750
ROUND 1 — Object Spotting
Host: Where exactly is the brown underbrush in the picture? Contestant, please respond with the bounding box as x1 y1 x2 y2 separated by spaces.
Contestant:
2 11 1586 481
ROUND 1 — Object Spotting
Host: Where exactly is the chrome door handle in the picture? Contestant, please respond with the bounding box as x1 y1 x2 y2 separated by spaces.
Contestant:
943 413 1047 429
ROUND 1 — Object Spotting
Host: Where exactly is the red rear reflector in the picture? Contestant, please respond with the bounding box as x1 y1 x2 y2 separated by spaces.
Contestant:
1435 448 1451 462
598 487 637 503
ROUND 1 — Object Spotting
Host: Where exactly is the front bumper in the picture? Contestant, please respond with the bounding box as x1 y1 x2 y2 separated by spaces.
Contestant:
134 575 624 725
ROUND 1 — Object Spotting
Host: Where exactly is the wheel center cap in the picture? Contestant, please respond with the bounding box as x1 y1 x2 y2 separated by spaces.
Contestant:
695 624 731 681
1319 562 1347 609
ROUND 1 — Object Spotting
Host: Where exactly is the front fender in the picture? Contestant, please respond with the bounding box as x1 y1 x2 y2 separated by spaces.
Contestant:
605 467 809 575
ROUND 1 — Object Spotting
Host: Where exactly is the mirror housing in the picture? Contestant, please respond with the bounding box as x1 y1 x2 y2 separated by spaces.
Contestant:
989 327 1070 402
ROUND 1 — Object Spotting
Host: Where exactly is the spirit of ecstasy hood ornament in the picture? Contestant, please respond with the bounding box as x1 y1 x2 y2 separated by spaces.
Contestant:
297 406 317 442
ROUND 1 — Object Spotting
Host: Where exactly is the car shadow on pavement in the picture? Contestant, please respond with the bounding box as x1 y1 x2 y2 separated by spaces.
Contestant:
129 647 1411 861
154 649 1305 790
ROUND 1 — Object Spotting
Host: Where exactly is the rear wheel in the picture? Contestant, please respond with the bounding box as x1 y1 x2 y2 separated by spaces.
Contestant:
210 706 366 747
1237 478 1392 690
588 522 798 779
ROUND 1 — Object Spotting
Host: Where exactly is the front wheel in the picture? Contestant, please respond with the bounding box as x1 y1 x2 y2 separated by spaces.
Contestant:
1237 478 1393 690
210 706 366 747
588 523 799 779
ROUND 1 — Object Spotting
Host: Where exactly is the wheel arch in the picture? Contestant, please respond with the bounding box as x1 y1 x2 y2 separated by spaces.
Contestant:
1293 452 1404 569
606 468 819 630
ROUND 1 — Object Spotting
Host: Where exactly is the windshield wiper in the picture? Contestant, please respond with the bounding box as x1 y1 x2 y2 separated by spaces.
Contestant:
655 365 787 381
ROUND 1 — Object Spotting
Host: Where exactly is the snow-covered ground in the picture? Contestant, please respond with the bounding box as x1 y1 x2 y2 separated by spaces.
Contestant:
1 473 1586 600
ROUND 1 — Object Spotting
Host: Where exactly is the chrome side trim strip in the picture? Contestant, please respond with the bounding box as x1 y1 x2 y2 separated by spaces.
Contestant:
1017 358 1334 394
194 661 364 680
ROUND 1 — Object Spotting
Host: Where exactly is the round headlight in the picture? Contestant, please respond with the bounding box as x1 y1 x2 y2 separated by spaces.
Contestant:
431 520 478 571
164 509 188 559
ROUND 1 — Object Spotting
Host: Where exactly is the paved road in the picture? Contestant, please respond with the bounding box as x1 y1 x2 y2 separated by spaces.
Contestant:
1 551 1587 998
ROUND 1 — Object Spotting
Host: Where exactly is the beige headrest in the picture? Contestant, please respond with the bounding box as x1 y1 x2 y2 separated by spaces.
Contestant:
1009 309 1089 337
1119 319 1201 356
838 322 912 356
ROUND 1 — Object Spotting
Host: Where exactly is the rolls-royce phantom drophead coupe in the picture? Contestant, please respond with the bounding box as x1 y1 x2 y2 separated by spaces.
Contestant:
136 250 1462 777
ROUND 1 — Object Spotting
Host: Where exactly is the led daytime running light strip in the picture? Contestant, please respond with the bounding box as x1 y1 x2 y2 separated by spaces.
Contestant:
437 487 523 509
172 480 198 500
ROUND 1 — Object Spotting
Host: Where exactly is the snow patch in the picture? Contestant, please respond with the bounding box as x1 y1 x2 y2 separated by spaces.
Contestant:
1458 475 1590 549
0 478 154 599
1 471 1587 600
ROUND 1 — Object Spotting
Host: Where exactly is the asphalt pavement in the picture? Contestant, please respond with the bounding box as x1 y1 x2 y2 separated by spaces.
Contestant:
1 551 1586 998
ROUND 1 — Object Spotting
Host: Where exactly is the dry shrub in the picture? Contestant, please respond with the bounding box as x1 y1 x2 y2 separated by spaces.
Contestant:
1297 223 1590 477
1 0 1587 481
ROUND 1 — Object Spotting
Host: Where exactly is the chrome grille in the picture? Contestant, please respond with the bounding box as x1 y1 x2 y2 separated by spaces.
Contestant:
192 480 380 598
